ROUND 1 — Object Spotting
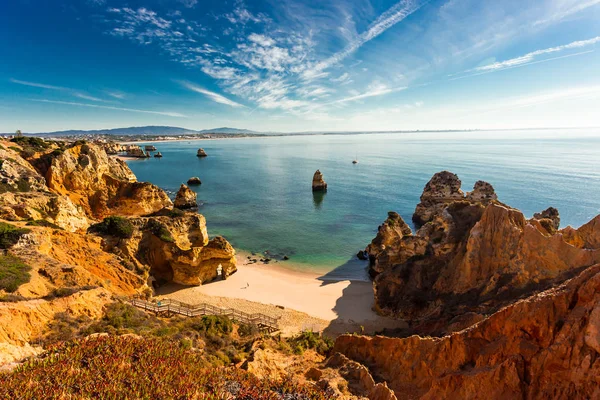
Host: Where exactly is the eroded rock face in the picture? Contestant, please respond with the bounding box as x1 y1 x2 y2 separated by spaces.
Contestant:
533 206 560 231
100 214 236 286
312 170 327 192
412 171 465 226
42 143 172 218
334 264 600 400
365 212 424 277
174 184 197 209
370 172 598 335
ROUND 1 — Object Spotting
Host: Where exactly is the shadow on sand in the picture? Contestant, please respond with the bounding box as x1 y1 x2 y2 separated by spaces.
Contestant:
317 257 407 337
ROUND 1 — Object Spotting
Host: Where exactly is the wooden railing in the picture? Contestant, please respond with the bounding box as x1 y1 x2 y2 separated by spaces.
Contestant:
130 298 280 332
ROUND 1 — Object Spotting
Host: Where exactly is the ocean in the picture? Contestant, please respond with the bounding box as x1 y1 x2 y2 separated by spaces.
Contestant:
126 129 600 279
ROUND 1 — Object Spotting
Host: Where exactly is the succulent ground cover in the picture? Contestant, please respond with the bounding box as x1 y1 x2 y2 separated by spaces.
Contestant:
0 335 329 399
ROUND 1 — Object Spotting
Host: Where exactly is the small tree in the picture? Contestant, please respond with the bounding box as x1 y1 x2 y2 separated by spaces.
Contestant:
15 130 22 138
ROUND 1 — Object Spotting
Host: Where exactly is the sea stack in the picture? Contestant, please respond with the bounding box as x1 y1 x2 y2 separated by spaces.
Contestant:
197 148 208 157
174 184 197 209
312 170 327 192
187 177 202 185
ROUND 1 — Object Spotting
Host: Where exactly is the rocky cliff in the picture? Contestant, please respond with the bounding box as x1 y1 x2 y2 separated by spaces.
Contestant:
96 214 236 286
367 171 600 335
334 263 600 399
41 143 172 219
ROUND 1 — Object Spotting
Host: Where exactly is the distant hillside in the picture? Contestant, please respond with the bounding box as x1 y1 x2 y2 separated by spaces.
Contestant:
32 126 259 136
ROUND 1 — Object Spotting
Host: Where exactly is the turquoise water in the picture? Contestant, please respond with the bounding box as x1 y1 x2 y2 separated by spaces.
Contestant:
126 129 600 279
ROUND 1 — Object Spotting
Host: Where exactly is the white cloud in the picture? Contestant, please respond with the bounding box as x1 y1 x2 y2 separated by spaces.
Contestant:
302 0 425 79
248 33 276 47
10 79 69 91
31 99 186 117
534 0 600 26
177 0 198 8
474 36 600 72
74 93 106 102
105 91 126 99
178 81 246 108
327 82 406 105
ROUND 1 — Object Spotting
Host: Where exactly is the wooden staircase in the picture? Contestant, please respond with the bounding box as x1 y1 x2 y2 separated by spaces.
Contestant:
130 298 280 332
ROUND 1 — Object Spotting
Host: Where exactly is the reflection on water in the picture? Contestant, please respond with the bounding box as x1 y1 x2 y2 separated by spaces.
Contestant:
312 190 326 209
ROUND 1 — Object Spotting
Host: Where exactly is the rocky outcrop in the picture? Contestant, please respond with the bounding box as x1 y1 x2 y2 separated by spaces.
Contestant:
412 171 465 226
365 212 424 277
197 148 208 157
312 170 327 192
99 214 237 286
334 263 600 399
41 143 172 219
533 206 560 231
187 177 202 185
174 184 197 209
369 172 600 335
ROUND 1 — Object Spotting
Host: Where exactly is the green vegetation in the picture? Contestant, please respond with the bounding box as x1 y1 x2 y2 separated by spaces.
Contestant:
0 335 328 399
89 216 134 239
26 220 62 230
287 330 334 355
10 136 50 159
0 222 30 249
0 254 31 293
147 219 174 242
40 302 262 367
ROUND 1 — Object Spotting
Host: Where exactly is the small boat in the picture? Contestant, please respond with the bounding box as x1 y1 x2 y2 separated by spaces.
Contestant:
154 152 163 158
352 154 358 164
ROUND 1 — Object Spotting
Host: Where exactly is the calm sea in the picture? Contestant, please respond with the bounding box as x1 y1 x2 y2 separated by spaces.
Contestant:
126 129 600 280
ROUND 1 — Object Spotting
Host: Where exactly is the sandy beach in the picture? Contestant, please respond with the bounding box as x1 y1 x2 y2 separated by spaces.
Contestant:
157 252 407 337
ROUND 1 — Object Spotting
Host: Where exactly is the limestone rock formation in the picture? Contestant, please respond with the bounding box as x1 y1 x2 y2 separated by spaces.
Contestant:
174 184 197 209
41 143 172 218
533 206 560 231
187 176 202 185
197 148 208 157
334 263 600 399
312 170 327 192
412 171 465 226
369 171 600 335
99 214 237 286
365 212 425 277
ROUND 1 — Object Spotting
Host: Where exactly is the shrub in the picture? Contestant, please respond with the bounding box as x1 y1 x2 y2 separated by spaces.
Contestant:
146 219 174 242
288 330 333 356
26 220 62 230
10 136 49 152
0 293 27 302
89 216 134 239
0 254 31 292
0 222 30 249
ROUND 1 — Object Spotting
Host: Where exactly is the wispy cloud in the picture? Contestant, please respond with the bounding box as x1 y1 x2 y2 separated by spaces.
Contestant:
31 99 186 117
73 93 107 102
302 0 426 79
178 81 246 108
472 36 600 72
10 79 69 91
534 0 600 26
11 78 111 103
104 90 126 99
326 81 406 105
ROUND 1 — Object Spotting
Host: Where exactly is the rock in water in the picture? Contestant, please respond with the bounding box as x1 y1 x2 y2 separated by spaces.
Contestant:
174 184 197 209
197 148 208 157
187 177 202 185
312 170 327 192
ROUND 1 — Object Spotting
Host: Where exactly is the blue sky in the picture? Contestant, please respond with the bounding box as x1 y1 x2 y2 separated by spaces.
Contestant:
1 0 599 133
